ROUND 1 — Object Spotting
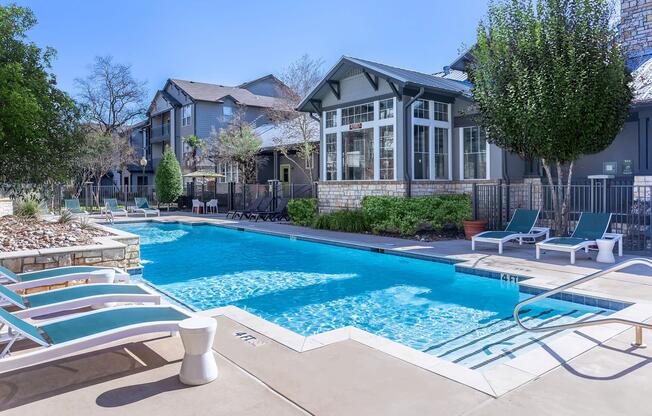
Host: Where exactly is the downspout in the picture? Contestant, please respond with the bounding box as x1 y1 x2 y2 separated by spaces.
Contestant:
403 87 425 198
310 112 321 183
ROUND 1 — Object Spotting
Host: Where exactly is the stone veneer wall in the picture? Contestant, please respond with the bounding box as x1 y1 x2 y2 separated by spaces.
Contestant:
621 0 652 58
317 180 500 212
0 224 140 274
0 198 12 217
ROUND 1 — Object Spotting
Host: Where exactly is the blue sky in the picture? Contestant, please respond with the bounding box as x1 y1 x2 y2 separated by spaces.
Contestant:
11 0 489 99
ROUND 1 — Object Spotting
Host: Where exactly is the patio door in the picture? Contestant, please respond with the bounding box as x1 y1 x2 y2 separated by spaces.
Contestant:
280 164 291 196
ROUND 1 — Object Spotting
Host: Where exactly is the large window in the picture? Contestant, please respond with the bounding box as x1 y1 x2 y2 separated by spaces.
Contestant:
380 125 394 180
434 127 449 179
325 133 337 180
223 105 233 121
433 102 448 122
325 111 337 128
413 99 430 119
462 126 487 179
341 102 374 125
182 104 192 126
379 99 394 120
342 128 374 180
413 125 430 180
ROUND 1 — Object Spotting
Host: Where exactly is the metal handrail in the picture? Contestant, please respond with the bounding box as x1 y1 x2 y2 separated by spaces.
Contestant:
513 258 652 347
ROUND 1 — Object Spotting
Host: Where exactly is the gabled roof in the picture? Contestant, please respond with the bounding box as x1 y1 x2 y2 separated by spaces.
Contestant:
148 89 182 115
237 74 283 89
432 68 469 82
297 56 471 113
169 79 289 109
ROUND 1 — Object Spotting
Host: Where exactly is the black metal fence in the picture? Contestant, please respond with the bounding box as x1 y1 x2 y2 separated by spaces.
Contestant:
48 181 317 213
473 182 652 253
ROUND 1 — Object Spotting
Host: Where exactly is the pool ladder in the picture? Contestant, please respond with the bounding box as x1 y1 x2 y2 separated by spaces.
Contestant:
513 258 652 347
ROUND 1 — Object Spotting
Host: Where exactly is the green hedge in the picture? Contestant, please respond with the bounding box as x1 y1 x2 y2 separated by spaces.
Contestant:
313 210 369 233
287 198 318 226
362 195 471 235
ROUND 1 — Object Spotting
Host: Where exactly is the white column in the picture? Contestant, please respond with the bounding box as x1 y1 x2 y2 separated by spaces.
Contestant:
169 108 176 156
429 101 435 180
336 108 342 180
447 104 453 180
373 100 380 181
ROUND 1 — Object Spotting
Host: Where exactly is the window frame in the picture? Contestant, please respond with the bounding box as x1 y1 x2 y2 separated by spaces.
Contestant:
181 104 192 127
458 126 490 180
411 99 452 180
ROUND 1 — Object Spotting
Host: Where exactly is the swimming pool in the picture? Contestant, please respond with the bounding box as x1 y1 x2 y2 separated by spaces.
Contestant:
115 221 611 369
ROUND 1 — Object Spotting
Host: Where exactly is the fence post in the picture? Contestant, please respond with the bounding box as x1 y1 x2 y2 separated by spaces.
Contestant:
497 180 503 230
472 183 478 220
505 182 511 225
528 182 533 210
227 182 234 212
268 180 279 211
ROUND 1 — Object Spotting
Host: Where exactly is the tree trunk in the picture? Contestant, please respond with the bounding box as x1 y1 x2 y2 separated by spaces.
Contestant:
542 159 574 236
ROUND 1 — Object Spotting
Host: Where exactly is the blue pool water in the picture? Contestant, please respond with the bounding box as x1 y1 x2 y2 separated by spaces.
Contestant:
116 222 610 368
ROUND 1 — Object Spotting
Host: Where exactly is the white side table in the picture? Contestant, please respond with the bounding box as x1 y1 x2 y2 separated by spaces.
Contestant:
596 239 616 263
179 317 218 385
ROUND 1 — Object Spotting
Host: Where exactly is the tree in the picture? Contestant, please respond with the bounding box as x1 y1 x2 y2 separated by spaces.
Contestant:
0 4 82 196
75 55 147 135
268 54 323 183
215 111 263 184
183 134 206 172
469 0 632 234
78 131 135 208
155 147 183 205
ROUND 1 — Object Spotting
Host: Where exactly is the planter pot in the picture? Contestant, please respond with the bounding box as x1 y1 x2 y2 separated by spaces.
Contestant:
463 220 488 240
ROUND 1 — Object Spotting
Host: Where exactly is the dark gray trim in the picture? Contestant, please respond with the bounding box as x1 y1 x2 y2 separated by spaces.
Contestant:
403 87 455 103
388 81 401 99
363 71 379 91
321 93 396 112
310 99 322 113
327 80 341 100
454 114 481 128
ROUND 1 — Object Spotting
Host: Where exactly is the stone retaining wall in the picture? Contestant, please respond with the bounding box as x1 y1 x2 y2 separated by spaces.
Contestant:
0 223 140 274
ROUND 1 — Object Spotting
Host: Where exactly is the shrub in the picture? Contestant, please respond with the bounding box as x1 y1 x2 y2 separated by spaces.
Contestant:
155 147 183 204
15 194 40 218
312 210 369 233
287 198 318 226
362 195 471 235
58 209 74 224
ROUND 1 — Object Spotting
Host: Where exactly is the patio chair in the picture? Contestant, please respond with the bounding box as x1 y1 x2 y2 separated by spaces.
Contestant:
472 209 549 254
0 305 192 373
63 199 87 215
536 212 622 264
230 196 272 220
205 199 218 214
134 197 160 217
191 199 204 214
250 198 290 222
104 198 128 220
0 265 130 291
0 283 160 319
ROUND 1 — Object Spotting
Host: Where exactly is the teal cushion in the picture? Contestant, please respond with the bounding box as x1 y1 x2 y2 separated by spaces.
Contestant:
544 237 590 246
18 266 113 282
476 231 515 239
0 284 25 308
505 209 539 233
573 213 611 240
40 306 190 344
0 308 48 345
25 284 149 308
0 266 18 282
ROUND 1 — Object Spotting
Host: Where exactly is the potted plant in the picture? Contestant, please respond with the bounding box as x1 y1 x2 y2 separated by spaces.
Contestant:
462 217 487 240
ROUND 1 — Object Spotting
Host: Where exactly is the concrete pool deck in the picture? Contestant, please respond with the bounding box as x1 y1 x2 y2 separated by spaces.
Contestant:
2 212 651 414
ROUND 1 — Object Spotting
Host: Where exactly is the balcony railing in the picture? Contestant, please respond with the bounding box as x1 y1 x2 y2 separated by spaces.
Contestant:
150 122 170 143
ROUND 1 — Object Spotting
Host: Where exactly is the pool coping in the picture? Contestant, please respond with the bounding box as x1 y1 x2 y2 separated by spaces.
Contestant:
106 217 652 397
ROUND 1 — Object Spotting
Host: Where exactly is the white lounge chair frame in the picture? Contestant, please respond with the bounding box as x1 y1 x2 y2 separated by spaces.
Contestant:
472 226 550 254
133 207 160 217
536 214 623 264
0 305 192 374
1 266 131 291
0 283 161 319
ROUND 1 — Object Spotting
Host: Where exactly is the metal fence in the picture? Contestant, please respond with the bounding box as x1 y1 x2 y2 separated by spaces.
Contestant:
47 181 317 213
473 182 652 253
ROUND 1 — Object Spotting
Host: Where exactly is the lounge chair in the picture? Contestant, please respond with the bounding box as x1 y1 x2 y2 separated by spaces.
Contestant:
63 199 87 215
134 197 160 217
536 212 623 264
0 283 160 319
250 198 290 222
0 265 130 291
104 198 128 221
191 199 204 214
472 209 549 254
0 305 192 373
230 196 272 220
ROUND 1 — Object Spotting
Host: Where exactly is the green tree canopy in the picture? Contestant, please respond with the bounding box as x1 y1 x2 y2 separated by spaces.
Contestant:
469 0 632 233
216 112 262 183
0 4 81 194
155 147 183 204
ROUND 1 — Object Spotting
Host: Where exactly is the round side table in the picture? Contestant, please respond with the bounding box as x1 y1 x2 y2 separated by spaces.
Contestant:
596 239 616 264
179 317 218 385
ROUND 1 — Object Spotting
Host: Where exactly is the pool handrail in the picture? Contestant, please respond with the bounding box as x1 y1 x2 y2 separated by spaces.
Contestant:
513 258 652 347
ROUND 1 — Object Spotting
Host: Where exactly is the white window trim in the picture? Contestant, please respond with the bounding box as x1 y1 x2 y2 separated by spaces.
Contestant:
322 98 396 181
182 104 192 127
410 99 452 181
458 126 491 180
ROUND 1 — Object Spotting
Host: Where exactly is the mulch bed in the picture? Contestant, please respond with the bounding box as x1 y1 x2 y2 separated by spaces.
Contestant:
0 216 110 252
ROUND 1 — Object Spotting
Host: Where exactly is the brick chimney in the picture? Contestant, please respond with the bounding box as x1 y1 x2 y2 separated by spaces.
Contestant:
621 0 652 65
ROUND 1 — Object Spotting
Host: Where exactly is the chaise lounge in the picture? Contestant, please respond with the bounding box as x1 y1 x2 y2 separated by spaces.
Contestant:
104 198 128 220
472 209 549 254
0 305 192 373
63 199 87 215
536 212 623 264
0 265 130 291
0 283 160 319
134 197 160 217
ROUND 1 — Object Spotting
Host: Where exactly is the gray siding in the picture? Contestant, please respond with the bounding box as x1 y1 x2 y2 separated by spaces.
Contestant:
242 78 283 97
